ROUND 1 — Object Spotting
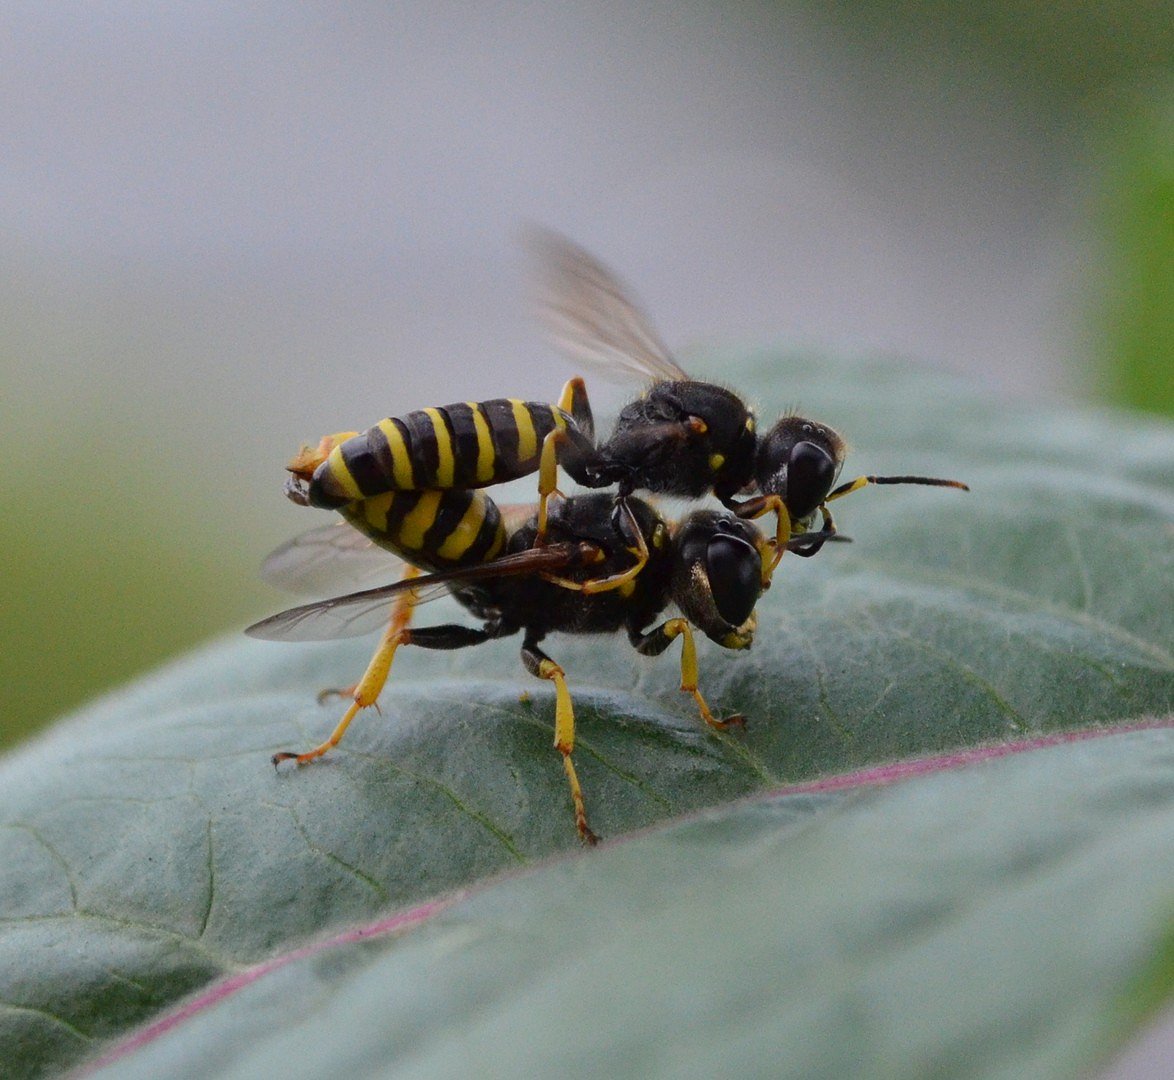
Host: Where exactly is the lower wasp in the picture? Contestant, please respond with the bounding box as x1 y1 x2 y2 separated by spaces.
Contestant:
247 490 837 843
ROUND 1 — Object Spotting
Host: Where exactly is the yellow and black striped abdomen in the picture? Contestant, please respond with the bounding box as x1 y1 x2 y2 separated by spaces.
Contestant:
306 400 570 508
338 487 507 574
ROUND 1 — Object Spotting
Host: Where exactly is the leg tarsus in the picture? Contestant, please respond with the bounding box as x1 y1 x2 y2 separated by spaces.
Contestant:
272 566 420 766
316 683 358 705
286 431 360 480
630 618 742 731
522 637 599 845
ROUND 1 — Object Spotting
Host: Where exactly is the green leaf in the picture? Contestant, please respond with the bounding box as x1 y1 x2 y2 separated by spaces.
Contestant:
1091 90 1174 418
83 726 1174 1080
1 353 1170 1077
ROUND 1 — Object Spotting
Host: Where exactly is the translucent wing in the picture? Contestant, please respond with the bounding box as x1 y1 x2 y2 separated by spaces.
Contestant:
260 521 406 597
528 227 691 385
245 541 587 643
245 579 455 642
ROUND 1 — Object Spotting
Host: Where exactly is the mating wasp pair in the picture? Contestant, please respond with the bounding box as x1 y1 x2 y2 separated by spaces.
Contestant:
248 232 968 843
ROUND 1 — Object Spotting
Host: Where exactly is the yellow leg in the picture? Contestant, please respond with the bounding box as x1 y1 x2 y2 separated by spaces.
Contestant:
273 566 421 766
557 376 588 414
734 494 792 579
763 495 791 577
286 430 360 480
536 657 598 845
542 502 650 596
662 618 744 730
535 428 570 545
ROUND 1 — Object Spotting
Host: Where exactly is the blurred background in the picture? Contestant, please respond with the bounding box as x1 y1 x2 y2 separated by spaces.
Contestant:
2 2 1171 750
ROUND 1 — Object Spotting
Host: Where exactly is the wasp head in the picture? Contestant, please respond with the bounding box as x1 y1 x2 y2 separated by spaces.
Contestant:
671 511 763 650
755 416 845 527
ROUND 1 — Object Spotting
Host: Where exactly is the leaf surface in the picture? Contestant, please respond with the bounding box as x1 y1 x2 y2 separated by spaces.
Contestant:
0 353 1170 1077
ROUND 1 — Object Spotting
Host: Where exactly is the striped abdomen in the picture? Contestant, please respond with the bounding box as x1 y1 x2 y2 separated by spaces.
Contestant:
338 487 506 574
307 400 571 509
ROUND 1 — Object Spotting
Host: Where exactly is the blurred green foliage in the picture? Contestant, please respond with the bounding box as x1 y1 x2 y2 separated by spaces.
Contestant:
0 439 270 752
1095 91 1174 416
824 1 1174 102
819 2 1173 416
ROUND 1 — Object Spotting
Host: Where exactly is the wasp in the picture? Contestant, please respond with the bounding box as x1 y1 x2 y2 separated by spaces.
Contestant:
285 231 967 586
248 490 836 844
523 229 969 566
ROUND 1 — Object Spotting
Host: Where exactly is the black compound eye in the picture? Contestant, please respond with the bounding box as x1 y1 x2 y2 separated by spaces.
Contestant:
705 534 760 627
785 441 836 521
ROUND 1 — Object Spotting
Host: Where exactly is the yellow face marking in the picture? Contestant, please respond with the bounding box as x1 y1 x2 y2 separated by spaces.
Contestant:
325 445 364 500
436 495 489 561
745 416 756 433
652 523 667 549
423 407 455 488
377 419 416 489
708 453 726 473
468 403 496 484
510 399 539 464
617 580 637 599
399 490 443 550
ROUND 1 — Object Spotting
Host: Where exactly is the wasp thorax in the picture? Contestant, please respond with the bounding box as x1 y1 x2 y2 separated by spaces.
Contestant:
755 416 845 523
607 381 758 499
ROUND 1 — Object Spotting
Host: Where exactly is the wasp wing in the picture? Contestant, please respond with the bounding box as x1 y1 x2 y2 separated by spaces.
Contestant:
259 521 406 596
528 227 691 385
245 541 586 642
245 580 454 641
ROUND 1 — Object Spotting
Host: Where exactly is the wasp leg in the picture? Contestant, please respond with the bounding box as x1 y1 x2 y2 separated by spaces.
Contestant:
316 684 356 705
534 378 605 545
535 425 603 543
541 497 650 596
629 619 744 730
727 493 792 577
789 504 836 559
286 431 361 482
284 431 362 505
273 566 421 766
275 616 514 768
520 634 598 845
557 376 595 444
